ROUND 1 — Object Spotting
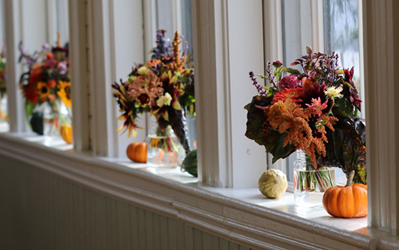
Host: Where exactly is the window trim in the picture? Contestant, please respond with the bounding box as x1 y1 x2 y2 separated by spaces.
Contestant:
3 0 399 242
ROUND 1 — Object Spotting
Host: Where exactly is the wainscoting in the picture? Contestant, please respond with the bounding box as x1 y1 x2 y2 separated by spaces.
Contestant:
0 156 253 250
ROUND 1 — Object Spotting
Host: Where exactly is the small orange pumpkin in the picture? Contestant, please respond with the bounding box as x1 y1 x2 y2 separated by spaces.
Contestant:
126 142 148 163
322 170 367 218
60 124 73 144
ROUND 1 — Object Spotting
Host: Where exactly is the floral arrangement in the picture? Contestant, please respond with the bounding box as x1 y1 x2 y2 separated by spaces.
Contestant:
112 30 194 155
0 49 6 98
245 47 366 184
19 32 71 135
0 48 7 122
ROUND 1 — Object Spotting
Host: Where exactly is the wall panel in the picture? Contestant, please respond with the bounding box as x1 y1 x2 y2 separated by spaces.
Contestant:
0 156 254 250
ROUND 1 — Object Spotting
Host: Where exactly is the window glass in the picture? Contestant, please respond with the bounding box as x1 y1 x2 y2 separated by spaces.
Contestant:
282 0 313 182
55 0 70 42
324 0 360 184
156 0 175 40
0 0 8 131
281 0 360 184
155 0 196 150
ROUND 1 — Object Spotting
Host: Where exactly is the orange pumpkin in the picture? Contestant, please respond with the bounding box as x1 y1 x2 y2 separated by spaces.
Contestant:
60 124 73 144
126 142 148 163
322 170 367 218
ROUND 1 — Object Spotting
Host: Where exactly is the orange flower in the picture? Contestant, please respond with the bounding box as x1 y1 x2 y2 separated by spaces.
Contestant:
48 79 56 88
271 88 303 104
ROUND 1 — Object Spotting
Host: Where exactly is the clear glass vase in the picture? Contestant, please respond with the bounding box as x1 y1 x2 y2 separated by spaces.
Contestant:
0 93 7 123
146 121 182 167
30 100 69 137
293 149 335 207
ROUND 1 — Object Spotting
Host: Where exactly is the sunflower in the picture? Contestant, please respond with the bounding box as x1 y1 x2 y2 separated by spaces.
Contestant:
57 80 72 108
37 81 50 101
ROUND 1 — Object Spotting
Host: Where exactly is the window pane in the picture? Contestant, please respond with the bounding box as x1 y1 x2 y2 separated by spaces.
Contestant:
324 0 360 184
324 0 360 91
154 0 196 150
156 0 175 40
0 0 8 131
55 0 70 42
282 0 313 182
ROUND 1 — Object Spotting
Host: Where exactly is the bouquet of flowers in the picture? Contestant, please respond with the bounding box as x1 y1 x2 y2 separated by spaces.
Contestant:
245 47 366 184
112 30 194 155
19 32 71 136
0 48 7 122
0 51 6 98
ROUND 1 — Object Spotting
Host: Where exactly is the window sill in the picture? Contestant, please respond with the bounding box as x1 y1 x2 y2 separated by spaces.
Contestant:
0 132 398 249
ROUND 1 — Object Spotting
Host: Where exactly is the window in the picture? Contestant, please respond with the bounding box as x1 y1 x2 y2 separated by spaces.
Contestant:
0 0 8 131
2 0 399 244
280 0 362 185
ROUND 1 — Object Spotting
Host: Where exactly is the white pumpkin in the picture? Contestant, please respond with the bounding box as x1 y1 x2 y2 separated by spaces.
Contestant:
258 169 288 199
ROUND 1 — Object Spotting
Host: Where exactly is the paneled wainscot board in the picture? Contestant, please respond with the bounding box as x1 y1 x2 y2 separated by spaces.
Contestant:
0 133 394 250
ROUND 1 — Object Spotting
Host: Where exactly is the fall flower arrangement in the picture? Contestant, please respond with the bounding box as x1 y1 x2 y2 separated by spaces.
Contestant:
112 30 195 155
245 47 366 185
0 49 7 122
19 32 71 135
0 52 6 98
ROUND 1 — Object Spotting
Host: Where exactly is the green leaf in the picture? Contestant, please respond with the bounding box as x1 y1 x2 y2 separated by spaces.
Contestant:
282 68 301 75
244 96 271 147
266 130 296 163
264 86 275 98
25 100 36 121
257 74 268 79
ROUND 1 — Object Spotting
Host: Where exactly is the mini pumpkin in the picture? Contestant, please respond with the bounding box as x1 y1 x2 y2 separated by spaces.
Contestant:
126 142 148 163
60 124 73 144
322 170 367 218
258 169 288 199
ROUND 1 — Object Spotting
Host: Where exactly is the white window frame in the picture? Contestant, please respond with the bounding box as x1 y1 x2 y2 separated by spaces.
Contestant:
4 0 399 242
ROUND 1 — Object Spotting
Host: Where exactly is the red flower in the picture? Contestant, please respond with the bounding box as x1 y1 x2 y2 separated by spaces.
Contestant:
25 84 38 104
30 63 44 82
272 88 303 104
278 75 301 90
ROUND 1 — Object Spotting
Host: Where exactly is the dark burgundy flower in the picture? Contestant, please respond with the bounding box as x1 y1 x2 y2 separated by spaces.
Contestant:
278 75 301 90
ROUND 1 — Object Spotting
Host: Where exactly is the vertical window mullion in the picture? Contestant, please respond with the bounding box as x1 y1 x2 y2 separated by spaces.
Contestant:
68 0 91 152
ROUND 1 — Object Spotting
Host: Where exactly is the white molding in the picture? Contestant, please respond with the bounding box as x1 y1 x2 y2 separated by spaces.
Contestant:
3 0 26 133
263 0 287 173
357 0 366 118
263 0 283 63
46 0 57 44
171 0 182 34
311 0 324 53
192 0 267 188
363 0 399 235
68 0 91 152
143 0 157 59
85 0 117 157
2 132 399 249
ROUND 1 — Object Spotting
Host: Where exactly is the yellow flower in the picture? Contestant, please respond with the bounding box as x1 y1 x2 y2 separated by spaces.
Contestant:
156 93 172 107
37 81 50 101
57 81 72 108
324 86 343 98
137 66 150 75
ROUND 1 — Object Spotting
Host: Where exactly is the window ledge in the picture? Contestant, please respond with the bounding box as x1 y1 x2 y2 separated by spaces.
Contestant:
0 132 398 249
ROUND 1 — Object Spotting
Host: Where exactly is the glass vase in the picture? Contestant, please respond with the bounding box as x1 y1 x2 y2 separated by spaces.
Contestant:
30 100 67 137
146 121 182 167
0 93 7 123
293 149 335 207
